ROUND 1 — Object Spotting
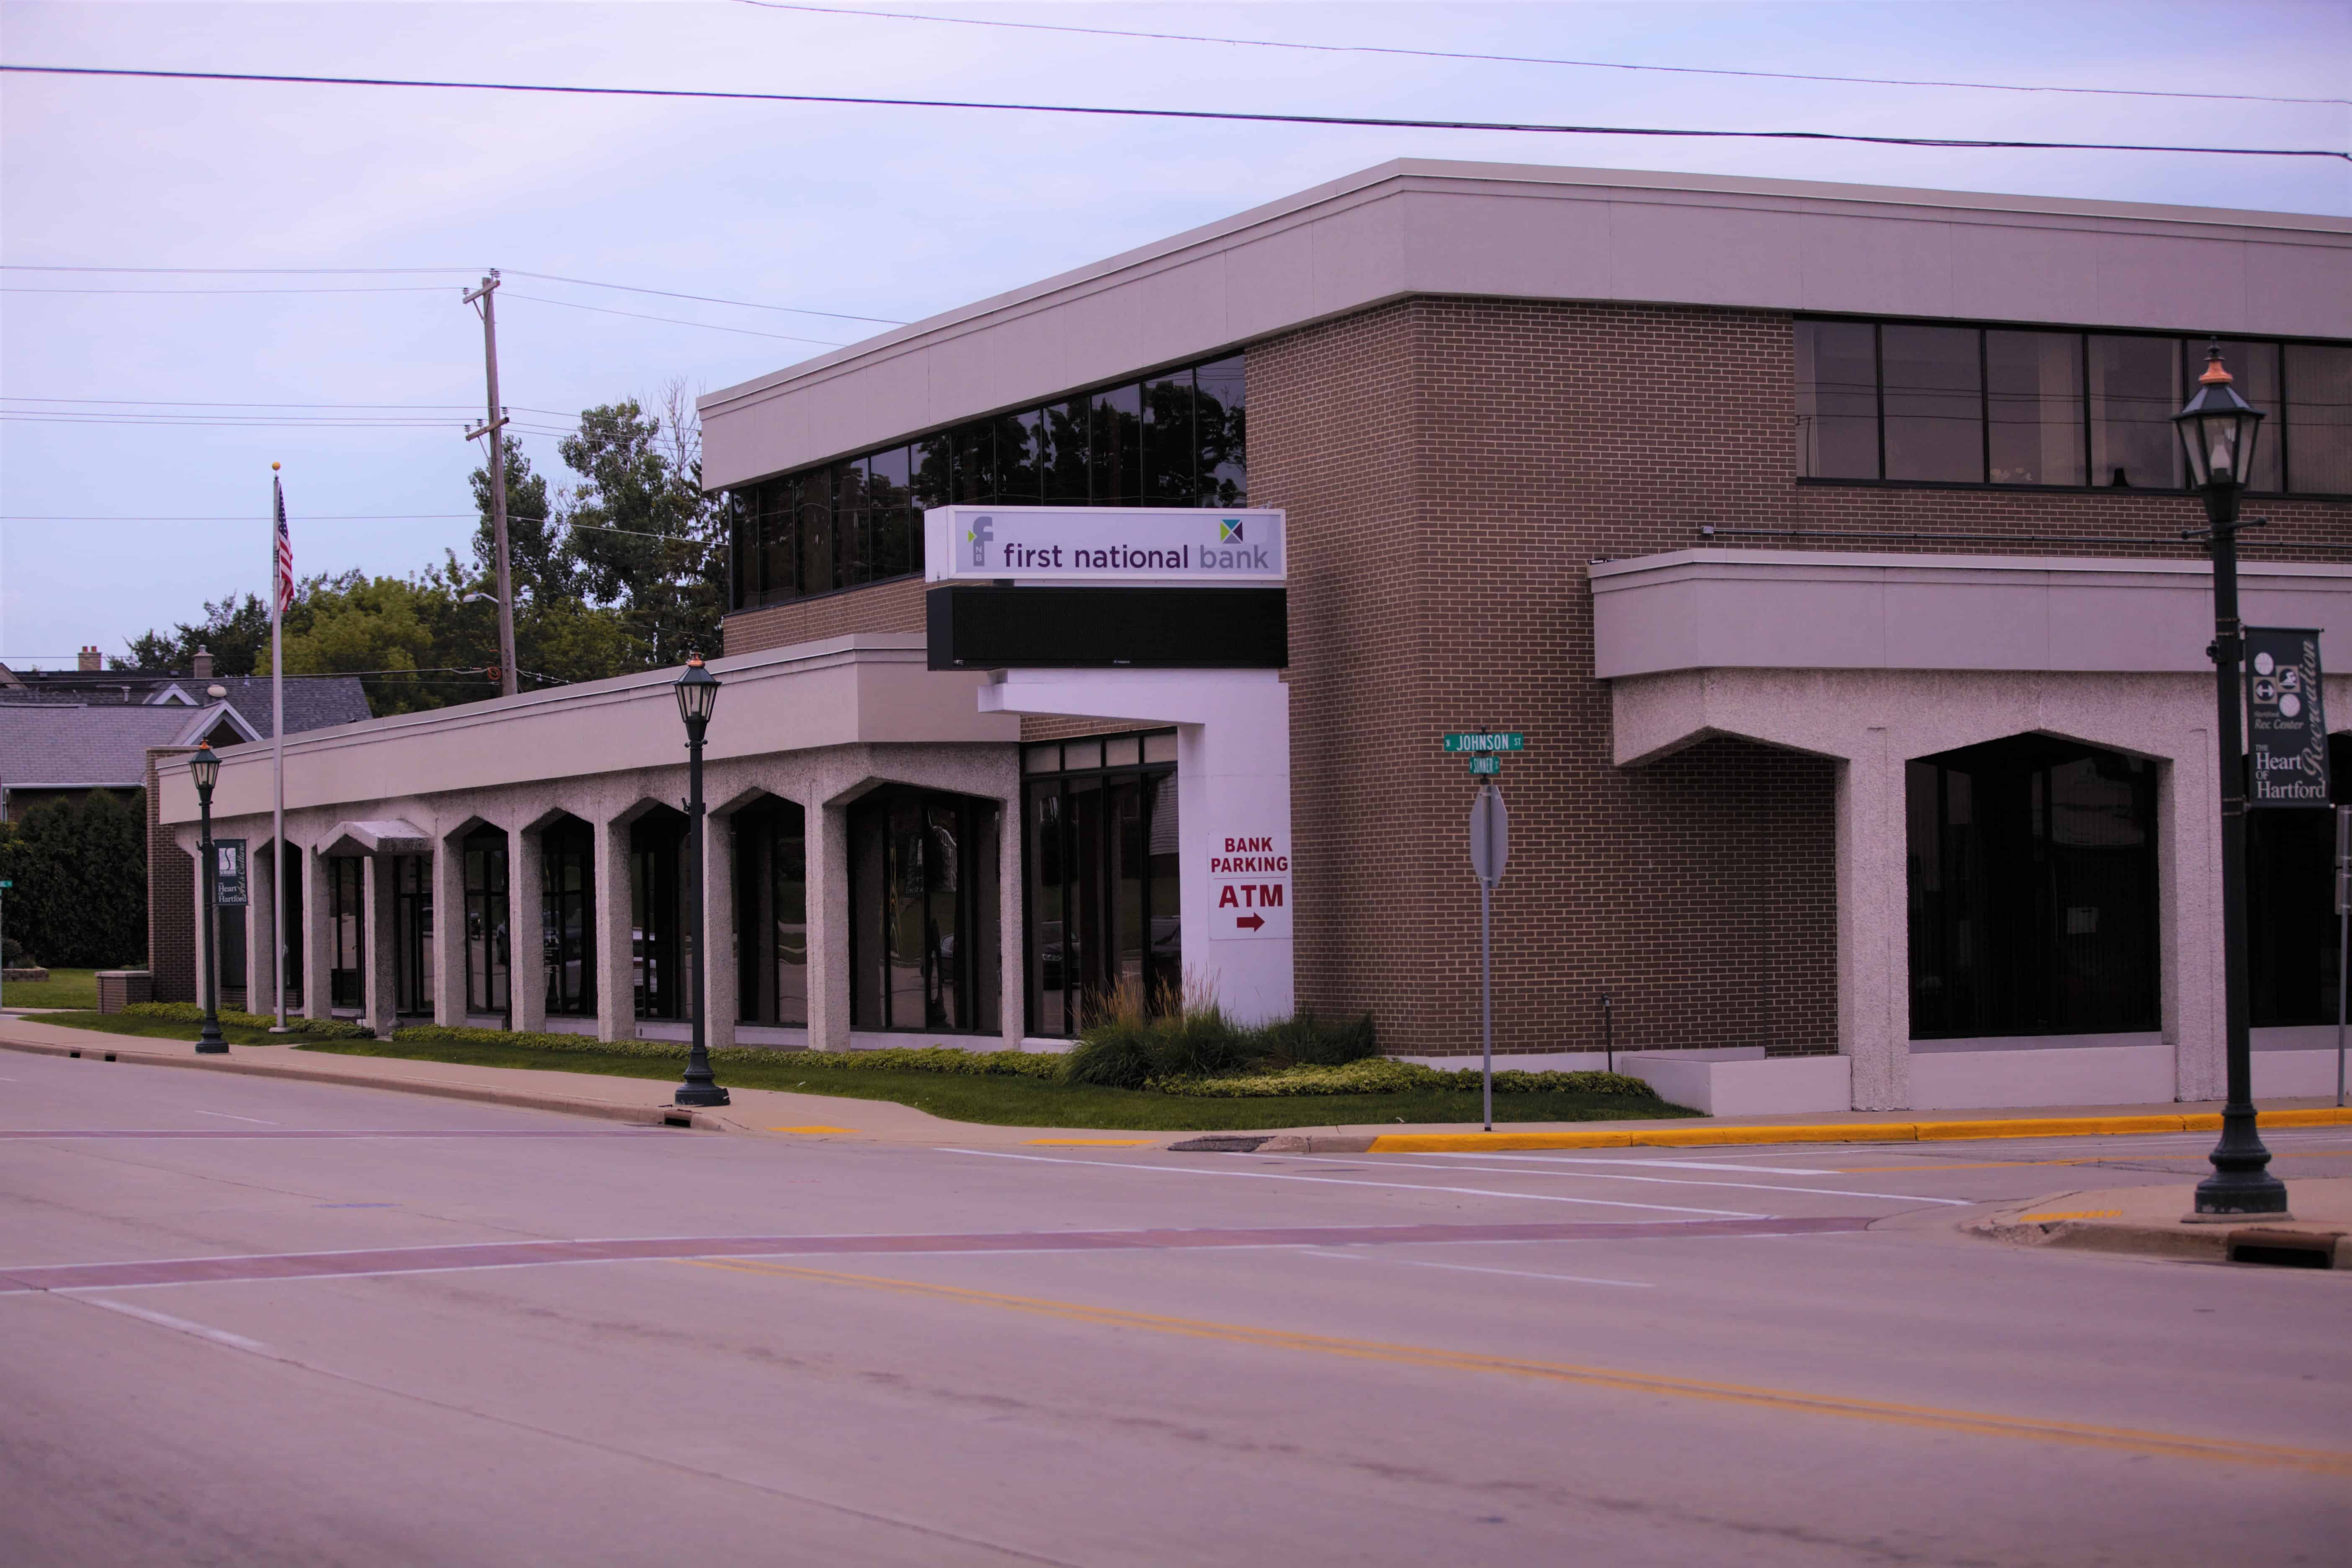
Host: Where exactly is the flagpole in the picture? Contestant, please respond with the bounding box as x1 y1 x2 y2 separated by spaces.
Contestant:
270 464 289 1033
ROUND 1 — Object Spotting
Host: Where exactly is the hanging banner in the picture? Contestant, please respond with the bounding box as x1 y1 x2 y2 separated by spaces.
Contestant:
2245 627 2332 809
215 838 250 906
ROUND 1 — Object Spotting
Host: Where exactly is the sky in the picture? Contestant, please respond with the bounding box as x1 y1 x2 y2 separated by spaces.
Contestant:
2 0 2347 669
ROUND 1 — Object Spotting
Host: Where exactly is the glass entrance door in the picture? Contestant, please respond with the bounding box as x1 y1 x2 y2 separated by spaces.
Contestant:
1022 732 1181 1036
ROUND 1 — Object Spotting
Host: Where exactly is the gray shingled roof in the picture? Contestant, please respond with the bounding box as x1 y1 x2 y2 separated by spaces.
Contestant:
0 670 370 739
0 702 250 791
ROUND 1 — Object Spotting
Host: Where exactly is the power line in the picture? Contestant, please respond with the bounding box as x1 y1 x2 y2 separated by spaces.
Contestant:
5 62 2343 161
0 263 896 323
504 270 903 325
502 291 849 346
739 1 2350 109
0 284 452 295
0 397 578 413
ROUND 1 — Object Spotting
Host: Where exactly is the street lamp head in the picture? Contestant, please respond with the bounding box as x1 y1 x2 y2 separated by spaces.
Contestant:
673 651 720 731
189 743 220 798
2174 341 2266 492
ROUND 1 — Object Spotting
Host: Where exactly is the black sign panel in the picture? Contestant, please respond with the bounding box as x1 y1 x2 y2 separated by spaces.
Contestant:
2245 627 2331 810
215 838 249 906
926 585 1287 671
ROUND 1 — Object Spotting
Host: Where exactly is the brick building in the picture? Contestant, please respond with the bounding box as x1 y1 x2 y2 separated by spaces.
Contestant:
152 160 2350 1113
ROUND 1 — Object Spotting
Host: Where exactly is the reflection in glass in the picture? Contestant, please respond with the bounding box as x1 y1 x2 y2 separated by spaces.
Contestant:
848 788 999 1033
1881 325 1981 483
1196 356 1246 504
1986 330 2085 485
1043 398 1091 502
2089 334 2181 489
631 810 687 1021
540 817 595 1017
1143 370 1196 504
2284 341 2352 495
867 445 913 580
1795 319 1879 479
464 829 509 1015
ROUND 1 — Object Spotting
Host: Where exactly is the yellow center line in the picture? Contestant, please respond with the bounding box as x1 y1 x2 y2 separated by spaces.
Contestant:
1024 1138 1155 1147
2018 1210 2124 1222
677 1257 2352 1476
770 1125 859 1135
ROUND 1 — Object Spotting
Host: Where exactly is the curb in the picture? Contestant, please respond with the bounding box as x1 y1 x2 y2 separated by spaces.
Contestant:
0 1037 716 1131
1362 1108 2352 1153
1963 1204 2351 1269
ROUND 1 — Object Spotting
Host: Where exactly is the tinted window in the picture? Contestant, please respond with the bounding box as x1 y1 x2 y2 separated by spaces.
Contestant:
1042 398 1090 502
1090 383 1142 505
2284 341 2352 495
833 458 868 588
2200 340 2282 493
1986 330 2085 486
797 467 833 593
868 446 913 580
1882 325 1981 483
2089 334 2180 489
1143 370 1196 504
1196 355 1245 504
1795 319 1879 479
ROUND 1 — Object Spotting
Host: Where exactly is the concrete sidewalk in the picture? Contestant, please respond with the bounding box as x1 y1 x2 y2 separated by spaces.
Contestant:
8 1012 2351 1153
1968 1177 2352 1268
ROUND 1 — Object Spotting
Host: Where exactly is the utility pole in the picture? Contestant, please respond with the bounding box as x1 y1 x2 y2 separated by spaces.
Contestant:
463 270 520 699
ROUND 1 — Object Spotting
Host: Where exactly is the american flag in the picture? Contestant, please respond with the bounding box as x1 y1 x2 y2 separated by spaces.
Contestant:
272 475 294 618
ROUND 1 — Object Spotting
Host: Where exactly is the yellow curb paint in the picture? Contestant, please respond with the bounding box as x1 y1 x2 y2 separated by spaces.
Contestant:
1024 1138 1154 1147
680 1257 2352 1477
2019 1210 2124 1223
771 1125 859 1135
1368 1106 2352 1154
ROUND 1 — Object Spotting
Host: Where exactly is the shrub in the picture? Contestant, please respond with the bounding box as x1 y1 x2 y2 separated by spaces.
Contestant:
0 789 147 968
121 1001 374 1039
1254 1009 1378 1068
1153 1061 1663 1099
1060 1017 1162 1088
379 1025 1065 1078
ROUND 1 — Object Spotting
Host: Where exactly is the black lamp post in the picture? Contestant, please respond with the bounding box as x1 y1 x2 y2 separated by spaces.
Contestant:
191 743 228 1055
673 652 730 1108
2175 341 2287 1217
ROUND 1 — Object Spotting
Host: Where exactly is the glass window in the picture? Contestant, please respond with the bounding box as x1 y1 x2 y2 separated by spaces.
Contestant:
328 857 364 1010
1042 397 1091 502
952 423 992 504
734 798 807 1028
1090 383 1142 505
797 468 833 594
1023 744 1060 774
914 433 953 509
2088 334 2180 490
833 458 868 589
994 411 1040 503
1022 746 1180 1036
1143 370 1196 504
1882 325 1982 483
849 787 999 1033
1102 735 1141 767
394 854 432 1016
1986 330 2086 486
1795 319 1880 479
631 810 686 1021
760 477 796 603
1062 740 1102 771
867 446 914 581
1142 732 1178 765
1195 356 1246 504
540 818 594 1018
2284 341 2352 495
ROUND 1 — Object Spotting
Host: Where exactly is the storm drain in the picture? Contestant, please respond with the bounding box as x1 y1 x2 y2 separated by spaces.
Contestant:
2228 1231 2338 1269
1167 1135 1271 1153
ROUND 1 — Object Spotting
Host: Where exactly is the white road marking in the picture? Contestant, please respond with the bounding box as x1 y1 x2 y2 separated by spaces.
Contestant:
1302 1248 1653 1289
191 1110 279 1125
1287 1154 1968 1207
80 1296 273 1354
944 1149 1767 1218
1418 1153 1841 1175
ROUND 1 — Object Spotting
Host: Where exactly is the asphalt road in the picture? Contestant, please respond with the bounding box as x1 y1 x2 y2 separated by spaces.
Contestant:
3 1051 2348 1567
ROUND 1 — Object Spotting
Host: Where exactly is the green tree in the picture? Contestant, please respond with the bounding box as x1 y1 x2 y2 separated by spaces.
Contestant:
560 385 726 665
0 789 149 967
468 435 574 606
271 572 456 716
115 593 271 676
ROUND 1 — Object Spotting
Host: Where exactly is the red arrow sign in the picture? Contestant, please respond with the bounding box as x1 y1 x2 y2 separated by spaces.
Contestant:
1234 913 1265 931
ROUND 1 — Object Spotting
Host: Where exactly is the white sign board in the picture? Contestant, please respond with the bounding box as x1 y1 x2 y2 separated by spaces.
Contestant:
926 505 1285 586
1208 828 1291 941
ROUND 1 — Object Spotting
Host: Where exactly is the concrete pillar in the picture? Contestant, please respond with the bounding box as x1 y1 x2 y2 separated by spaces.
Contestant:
361 854 397 1039
701 808 736 1050
593 815 635 1042
1835 730 1911 1110
2161 738 2226 1102
510 827 547 1035
246 840 275 1019
432 834 468 1026
808 792 854 1052
997 790 1024 1047
302 846 333 1020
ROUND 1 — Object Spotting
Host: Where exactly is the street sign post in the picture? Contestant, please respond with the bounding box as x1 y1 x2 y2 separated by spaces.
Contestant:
0 878 9 1013
1444 733 1524 754
1469 784 1509 1131
1466 756 1501 776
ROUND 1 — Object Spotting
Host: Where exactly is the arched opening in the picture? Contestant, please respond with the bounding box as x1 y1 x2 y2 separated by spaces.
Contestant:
631 807 689 1021
732 796 807 1028
538 815 596 1019
1907 735 2159 1039
850 786 1001 1034
462 827 511 1018
2248 732 2352 1026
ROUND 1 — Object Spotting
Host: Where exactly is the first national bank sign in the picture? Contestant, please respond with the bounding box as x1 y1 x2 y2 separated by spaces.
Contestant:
925 506 1286 585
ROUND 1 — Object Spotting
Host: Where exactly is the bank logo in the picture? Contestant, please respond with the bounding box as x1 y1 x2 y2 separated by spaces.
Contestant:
967 516 994 567
1219 519 1243 542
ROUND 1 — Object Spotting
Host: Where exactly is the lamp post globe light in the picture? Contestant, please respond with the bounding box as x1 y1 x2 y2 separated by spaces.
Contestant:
2174 342 2287 1218
673 652 729 1109
190 743 228 1055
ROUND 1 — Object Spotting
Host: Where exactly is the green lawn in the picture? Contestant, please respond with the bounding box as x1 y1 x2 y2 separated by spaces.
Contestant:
289 1034 1698 1131
1 967 101 1011
33 1011 300 1047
